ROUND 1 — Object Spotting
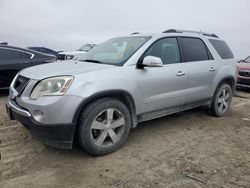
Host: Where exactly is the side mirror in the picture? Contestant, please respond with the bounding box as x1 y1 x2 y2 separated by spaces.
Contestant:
141 56 163 67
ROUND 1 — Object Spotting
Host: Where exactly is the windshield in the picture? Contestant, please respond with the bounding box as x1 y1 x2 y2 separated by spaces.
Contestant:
79 44 95 52
244 56 250 63
78 36 150 65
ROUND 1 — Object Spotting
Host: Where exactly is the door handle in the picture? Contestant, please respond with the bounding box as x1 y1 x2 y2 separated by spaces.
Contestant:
209 67 216 72
176 71 185 76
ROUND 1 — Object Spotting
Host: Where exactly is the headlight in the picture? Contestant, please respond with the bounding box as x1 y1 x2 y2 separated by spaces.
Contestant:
30 76 74 100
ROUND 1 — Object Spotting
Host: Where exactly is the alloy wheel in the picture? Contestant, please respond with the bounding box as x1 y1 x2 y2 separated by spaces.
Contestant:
217 88 231 114
90 108 125 148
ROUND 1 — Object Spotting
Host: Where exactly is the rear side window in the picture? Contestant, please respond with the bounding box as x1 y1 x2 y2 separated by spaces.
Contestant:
0 48 23 60
0 48 31 62
180 37 210 62
209 39 234 59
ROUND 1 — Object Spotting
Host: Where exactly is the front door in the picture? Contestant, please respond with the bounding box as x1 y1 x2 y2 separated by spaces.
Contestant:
137 37 188 115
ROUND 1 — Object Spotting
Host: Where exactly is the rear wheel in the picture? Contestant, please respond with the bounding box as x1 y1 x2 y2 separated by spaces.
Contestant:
78 98 131 156
210 83 233 117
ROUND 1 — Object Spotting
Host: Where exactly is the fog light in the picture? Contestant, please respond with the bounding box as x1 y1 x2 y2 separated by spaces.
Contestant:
33 110 44 122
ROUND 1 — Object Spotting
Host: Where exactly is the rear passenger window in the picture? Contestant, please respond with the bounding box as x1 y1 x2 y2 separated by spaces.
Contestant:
23 52 32 59
0 48 31 63
143 38 181 64
209 39 234 59
0 48 23 60
180 37 210 62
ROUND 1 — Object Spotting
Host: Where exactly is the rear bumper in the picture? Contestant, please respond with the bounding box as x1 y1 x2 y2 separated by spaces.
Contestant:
6 99 76 149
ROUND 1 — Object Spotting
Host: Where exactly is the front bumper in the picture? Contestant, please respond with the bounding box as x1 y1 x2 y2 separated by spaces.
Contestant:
237 77 250 88
6 98 76 149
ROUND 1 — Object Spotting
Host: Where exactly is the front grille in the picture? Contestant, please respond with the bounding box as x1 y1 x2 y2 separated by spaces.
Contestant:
239 70 250 77
238 78 250 85
14 75 30 94
57 54 66 60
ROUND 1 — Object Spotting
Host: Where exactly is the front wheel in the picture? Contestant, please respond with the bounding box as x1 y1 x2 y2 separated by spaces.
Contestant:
78 98 131 156
210 83 233 117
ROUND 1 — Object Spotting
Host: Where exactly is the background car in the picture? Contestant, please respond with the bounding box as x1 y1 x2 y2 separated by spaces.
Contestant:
57 43 96 60
237 56 250 88
28 47 58 56
0 45 56 89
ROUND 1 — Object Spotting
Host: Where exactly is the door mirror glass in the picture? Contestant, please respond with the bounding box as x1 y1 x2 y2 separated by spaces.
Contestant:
142 56 163 67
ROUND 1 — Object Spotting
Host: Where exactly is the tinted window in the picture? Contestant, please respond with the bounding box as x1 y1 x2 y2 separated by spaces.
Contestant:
39 48 47 53
23 52 32 59
180 37 210 62
0 48 31 63
39 48 51 54
209 39 234 59
0 48 23 60
29 47 38 51
143 38 181 64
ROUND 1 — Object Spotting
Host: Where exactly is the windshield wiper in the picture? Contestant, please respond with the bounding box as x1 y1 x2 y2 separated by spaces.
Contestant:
81 59 103 64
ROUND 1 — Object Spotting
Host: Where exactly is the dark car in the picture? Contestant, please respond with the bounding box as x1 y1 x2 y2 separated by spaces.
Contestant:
28 47 58 56
0 45 56 89
237 56 250 88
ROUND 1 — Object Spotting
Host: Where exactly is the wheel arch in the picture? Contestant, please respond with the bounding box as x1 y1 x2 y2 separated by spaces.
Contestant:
209 76 235 116
72 90 138 128
210 76 236 107
216 76 236 93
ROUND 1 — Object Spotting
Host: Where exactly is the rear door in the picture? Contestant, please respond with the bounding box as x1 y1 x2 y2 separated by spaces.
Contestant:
179 37 217 107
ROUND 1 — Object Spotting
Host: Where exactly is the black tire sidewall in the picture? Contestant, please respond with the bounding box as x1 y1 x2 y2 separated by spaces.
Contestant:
78 99 131 155
212 84 233 117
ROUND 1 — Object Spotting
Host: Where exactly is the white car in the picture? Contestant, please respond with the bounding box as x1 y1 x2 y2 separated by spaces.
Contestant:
57 44 96 60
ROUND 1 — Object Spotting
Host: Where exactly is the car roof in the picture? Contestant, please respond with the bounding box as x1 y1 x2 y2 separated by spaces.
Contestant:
28 47 57 52
0 45 55 57
0 44 32 52
120 29 220 40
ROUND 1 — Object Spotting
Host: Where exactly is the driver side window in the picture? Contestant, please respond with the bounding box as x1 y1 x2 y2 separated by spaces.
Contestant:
144 38 181 64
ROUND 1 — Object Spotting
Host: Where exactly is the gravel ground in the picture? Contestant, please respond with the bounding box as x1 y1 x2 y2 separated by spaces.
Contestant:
0 90 250 188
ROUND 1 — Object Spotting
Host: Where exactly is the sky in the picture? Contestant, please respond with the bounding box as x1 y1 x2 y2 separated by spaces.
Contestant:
0 0 249 58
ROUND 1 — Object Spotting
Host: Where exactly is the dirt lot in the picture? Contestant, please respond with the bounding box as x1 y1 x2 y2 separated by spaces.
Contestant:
0 90 250 188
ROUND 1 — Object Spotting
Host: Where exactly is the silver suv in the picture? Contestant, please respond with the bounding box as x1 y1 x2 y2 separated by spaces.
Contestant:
6 29 237 155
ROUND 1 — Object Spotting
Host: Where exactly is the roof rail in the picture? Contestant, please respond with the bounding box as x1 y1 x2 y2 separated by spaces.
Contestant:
130 32 140 35
162 29 219 38
163 29 182 33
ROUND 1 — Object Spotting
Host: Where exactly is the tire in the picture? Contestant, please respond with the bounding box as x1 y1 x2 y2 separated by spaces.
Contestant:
210 83 233 117
78 98 131 156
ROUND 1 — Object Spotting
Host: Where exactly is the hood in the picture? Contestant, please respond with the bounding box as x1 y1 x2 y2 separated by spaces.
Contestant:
237 62 250 70
19 61 115 80
58 51 86 55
